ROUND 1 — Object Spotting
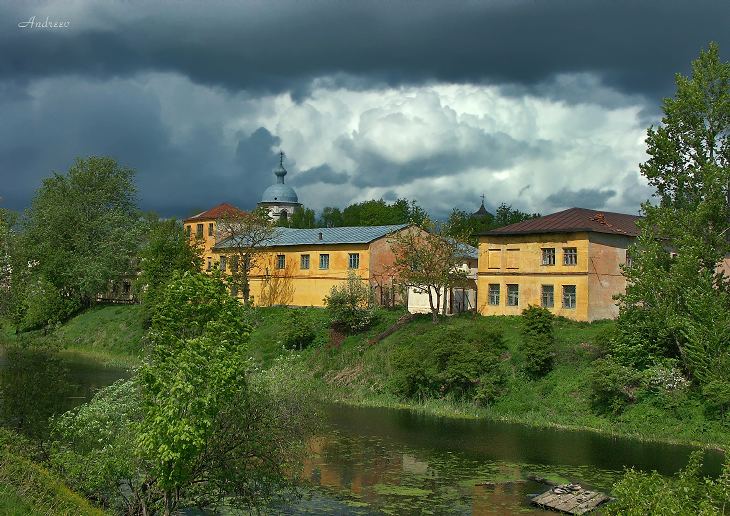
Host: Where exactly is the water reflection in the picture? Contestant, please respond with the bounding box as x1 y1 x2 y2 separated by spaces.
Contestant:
284 404 724 515
0 345 129 439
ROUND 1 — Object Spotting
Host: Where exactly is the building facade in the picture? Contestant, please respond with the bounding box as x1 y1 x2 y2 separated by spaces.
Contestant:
476 208 641 322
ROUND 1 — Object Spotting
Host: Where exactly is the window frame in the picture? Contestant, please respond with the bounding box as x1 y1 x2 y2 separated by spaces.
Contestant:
506 284 519 306
196 223 204 239
208 222 214 237
300 254 310 270
563 247 578 266
276 254 286 270
541 247 556 266
562 284 577 309
319 253 330 270
541 284 554 308
348 252 360 269
488 283 500 306
220 255 227 272
206 256 212 271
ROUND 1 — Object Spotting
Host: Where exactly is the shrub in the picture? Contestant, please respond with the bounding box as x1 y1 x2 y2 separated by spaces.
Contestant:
589 356 640 414
520 305 555 378
390 326 508 404
606 451 730 515
324 272 377 332
280 310 316 350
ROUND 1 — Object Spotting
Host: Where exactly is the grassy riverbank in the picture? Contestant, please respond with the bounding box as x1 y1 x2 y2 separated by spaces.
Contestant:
0 430 105 515
1 305 144 368
4 304 728 450
249 307 730 450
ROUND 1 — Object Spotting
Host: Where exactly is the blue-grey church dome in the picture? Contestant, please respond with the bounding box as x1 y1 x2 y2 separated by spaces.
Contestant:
260 152 300 204
261 183 299 203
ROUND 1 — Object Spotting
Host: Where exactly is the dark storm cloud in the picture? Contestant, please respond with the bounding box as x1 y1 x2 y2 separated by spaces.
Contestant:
1 0 727 101
545 188 617 210
0 74 281 216
291 164 349 187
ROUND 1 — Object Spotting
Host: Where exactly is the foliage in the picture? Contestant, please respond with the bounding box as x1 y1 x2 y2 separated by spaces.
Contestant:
280 310 317 350
0 209 15 316
389 325 508 405
318 206 344 227
318 198 428 227
216 206 275 305
446 203 538 246
136 216 202 325
324 271 378 332
138 271 310 513
9 275 81 332
606 451 730 515
588 356 640 414
49 379 144 512
284 206 317 228
0 446 104 516
13 156 140 326
519 305 555 378
615 43 730 414
389 222 472 323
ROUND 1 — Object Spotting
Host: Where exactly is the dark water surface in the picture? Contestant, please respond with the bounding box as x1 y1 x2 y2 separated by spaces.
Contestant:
276 403 724 515
0 347 723 515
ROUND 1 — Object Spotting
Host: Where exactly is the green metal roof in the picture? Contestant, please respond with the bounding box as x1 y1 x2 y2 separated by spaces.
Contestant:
215 224 409 249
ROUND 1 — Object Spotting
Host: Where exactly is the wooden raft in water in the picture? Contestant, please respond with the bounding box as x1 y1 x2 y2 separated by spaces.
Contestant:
531 484 610 515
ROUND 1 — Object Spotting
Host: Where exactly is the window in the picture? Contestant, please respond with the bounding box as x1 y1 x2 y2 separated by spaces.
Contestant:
488 284 500 305
123 281 131 295
541 285 554 308
220 255 227 272
276 254 285 270
319 254 330 269
206 256 212 271
300 254 310 270
196 223 204 239
563 247 577 265
231 255 239 273
563 285 577 309
541 248 555 266
625 251 633 268
208 222 214 237
507 284 519 306
487 249 502 269
505 248 519 269
348 253 360 269
185 225 191 238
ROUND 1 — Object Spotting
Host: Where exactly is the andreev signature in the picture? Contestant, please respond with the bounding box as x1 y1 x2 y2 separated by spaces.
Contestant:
18 16 71 29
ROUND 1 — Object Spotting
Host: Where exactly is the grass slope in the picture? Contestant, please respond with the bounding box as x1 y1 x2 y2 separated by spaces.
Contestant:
249 308 730 449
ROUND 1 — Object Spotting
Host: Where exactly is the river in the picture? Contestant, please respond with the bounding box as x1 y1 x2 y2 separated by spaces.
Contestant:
0 347 723 514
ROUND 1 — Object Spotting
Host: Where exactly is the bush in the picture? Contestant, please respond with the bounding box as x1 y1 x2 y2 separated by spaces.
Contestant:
280 310 316 350
589 356 640 414
390 326 508 404
606 451 730 515
11 275 80 332
520 305 555 378
324 272 377 332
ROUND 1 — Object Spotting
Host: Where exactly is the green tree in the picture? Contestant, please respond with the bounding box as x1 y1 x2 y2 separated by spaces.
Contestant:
14 157 140 326
616 43 730 395
0 209 16 316
136 216 202 325
388 222 471 323
318 206 344 227
519 305 555 378
324 271 377 332
137 271 311 513
286 206 317 228
493 203 539 228
445 208 494 246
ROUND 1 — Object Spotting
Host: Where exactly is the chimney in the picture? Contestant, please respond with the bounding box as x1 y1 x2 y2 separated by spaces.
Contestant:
318 232 323 241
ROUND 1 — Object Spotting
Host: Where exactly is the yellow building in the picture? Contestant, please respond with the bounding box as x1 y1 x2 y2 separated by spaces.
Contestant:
184 203 408 307
476 207 641 321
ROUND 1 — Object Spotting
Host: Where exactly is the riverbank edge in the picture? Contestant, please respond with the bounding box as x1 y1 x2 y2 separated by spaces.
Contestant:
318 387 729 454
0 448 105 515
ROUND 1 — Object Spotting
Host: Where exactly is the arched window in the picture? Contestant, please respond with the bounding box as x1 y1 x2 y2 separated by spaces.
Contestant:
280 209 288 222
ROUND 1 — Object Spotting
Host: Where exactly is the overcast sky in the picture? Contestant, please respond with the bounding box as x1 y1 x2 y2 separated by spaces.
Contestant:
1 0 728 219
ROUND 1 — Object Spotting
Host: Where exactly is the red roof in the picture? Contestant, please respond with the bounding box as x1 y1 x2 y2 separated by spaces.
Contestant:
184 202 248 222
480 207 641 237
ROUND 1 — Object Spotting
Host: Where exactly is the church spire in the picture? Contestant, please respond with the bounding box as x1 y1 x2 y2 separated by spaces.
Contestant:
274 150 287 184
